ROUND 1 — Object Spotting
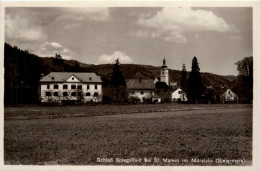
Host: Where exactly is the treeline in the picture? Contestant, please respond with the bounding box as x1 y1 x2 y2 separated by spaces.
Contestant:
233 57 253 103
4 43 42 104
4 43 92 105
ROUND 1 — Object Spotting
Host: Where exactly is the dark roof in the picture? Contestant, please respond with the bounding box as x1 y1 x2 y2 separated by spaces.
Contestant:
217 89 228 95
155 81 168 89
40 72 102 83
171 86 181 92
126 79 155 90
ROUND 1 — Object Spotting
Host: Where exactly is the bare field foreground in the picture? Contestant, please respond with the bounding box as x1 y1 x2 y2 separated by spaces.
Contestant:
4 104 252 165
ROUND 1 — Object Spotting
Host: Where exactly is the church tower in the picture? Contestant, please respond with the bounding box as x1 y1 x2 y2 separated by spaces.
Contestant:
160 58 169 85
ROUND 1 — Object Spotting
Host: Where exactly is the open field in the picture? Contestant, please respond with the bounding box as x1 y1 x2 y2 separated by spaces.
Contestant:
4 103 251 120
4 104 252 165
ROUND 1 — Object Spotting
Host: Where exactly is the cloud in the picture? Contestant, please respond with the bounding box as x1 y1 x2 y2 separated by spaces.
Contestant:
57 8 111 22
49 42 63 48
137 7 236 43
97 51 133 64
230 35 242 40
130 30 187 43
5 14 47 42
162 32 187 43
64 23 81 30
37 41 74 60
130 30 150 39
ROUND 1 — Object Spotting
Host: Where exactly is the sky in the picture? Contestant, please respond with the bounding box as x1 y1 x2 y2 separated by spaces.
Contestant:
5 7 252 76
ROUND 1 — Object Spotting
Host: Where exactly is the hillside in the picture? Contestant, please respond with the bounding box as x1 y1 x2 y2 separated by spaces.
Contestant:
68 63 235 88
39 60 235 88
4 43 236 104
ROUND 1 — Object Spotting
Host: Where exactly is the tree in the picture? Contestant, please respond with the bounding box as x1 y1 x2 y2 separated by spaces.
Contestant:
235 56 253 77
110 58 126 87
205 87 218 104
107 59 128 103
188 56 204 103
180 64 187 102
53 53 64 67
234 56 253 103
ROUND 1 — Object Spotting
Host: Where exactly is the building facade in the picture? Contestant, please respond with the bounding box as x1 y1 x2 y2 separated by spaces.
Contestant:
171 87 188 102
40 72 102 104
220 89 237 103
126 79 155 103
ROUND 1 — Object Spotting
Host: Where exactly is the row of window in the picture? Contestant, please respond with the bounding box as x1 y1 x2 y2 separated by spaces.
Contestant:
47 84 98 90
45 92 99 97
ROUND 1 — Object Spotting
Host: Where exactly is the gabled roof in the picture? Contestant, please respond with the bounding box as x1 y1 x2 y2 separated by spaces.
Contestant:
154 77 160 81
126 79 155 90
40 72 102 83
171 86 181 93
219 88 236 96
212 87 236 96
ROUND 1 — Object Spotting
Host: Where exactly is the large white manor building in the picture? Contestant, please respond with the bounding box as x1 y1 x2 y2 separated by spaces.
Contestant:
40 72 102 104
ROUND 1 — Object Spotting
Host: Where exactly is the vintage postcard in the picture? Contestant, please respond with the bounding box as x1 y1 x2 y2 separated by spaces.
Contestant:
0 1 259 171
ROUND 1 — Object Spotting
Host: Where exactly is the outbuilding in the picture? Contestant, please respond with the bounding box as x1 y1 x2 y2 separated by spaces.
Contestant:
171 87 188 102
220 88 237 103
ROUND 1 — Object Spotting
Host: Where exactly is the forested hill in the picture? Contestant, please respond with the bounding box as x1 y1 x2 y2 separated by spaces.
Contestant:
38 53 236 87
4 43 236 104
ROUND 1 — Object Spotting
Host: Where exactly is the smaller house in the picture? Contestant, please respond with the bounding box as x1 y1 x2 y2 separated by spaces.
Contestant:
126 79 155 103
171 87 188 102
220 89 237 103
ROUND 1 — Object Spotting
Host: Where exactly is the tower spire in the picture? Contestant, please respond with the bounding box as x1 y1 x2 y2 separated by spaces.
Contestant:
162 57 167 68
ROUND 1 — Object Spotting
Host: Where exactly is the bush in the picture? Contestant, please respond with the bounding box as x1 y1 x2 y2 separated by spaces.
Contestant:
128 96 141 104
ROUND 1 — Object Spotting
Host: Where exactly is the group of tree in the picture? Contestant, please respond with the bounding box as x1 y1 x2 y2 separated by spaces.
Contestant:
233 56 253 103
4 43 42 105
180 56 253 104
180 56 204 103
52 53 81 72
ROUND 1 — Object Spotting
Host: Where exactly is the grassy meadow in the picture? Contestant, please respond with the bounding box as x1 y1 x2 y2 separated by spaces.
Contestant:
4 104 252 165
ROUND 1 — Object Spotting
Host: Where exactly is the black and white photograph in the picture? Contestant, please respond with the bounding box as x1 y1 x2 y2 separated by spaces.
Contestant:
1 1 259 170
